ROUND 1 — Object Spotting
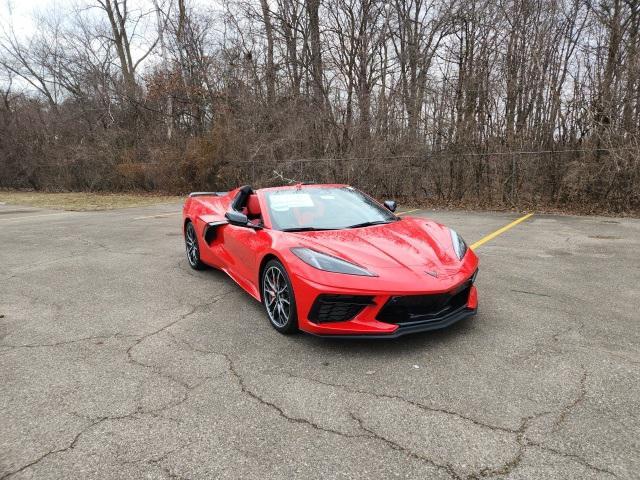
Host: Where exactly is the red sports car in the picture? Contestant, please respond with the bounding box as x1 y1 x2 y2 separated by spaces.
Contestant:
182 184 478 338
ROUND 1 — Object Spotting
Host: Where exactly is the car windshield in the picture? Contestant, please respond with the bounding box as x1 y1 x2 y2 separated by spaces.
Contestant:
264 186 397 231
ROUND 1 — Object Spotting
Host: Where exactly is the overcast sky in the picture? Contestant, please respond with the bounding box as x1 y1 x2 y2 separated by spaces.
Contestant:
1 0 220 40
1 0 53 34
0 0 157 92
0 0 225 93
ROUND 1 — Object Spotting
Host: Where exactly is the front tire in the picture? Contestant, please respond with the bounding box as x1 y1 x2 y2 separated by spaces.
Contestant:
262 259 298 334
185 221 206 270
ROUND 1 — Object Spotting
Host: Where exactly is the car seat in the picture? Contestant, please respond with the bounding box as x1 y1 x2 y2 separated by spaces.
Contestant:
246 194 262 221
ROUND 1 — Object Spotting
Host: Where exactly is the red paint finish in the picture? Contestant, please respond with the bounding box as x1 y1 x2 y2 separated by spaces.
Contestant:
183 185 479 337
467 286 478 310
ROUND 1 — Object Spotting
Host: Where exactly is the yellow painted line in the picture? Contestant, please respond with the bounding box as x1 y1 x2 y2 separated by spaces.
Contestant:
133 212 181 220
397 208 419 216
470 213 534 250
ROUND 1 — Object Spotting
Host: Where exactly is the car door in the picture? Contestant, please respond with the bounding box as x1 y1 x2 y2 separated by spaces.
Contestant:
221 223 265 294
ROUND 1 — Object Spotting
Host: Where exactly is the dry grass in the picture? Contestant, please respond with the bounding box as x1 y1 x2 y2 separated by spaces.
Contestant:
0 191 182 211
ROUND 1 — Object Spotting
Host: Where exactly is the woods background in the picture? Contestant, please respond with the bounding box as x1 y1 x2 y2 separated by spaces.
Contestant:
1 0 639 213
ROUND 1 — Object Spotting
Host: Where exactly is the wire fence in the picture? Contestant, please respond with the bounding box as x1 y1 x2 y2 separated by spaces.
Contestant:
231 147 636 164
220 148 639 212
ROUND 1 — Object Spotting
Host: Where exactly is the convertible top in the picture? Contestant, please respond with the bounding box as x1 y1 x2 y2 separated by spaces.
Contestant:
188 191 229 197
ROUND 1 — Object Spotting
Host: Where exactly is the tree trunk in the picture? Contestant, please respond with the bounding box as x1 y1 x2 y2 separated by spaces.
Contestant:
260 0 276 106
307 0 323 108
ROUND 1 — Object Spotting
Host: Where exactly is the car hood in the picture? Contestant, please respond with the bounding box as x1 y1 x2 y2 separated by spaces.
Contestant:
286 217 463 276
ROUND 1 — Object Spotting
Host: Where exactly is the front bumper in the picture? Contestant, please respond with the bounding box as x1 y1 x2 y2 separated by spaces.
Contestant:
290 272 478 338
307 307 477 339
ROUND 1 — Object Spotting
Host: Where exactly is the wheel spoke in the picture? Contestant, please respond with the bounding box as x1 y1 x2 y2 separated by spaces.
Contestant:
265 276 276 291
266 292 276 306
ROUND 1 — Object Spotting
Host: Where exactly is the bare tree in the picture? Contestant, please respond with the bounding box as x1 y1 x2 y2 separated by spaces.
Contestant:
0 0 639 213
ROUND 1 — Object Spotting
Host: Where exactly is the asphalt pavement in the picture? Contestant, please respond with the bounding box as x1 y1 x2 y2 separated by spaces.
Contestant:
0 202 638 479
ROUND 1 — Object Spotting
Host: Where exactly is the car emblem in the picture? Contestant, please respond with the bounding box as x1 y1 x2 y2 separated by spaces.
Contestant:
425 270 438 278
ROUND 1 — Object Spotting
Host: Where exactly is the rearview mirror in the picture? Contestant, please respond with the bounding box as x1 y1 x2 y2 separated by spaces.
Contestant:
225 210 249 226
384 200 397 212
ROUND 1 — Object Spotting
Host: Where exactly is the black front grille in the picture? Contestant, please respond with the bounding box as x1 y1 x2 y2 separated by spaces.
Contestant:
376 281 472 325
309 295 375 323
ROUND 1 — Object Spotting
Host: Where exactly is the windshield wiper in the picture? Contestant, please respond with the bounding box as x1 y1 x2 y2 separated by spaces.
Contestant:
283 220 396 232
281 226 335 232
346 220 396 229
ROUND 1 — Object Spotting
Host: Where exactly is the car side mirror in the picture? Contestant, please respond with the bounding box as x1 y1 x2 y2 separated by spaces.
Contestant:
384 200 397 212
225 210 249 226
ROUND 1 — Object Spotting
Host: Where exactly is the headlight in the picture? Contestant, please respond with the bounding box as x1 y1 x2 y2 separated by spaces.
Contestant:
449 229 468 260
290 247 377 276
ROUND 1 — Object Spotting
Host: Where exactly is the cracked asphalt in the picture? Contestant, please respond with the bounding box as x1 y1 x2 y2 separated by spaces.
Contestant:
0 203 638 479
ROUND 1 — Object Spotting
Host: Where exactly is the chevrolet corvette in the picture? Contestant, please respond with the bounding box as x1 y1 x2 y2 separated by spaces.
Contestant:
182 184 478 338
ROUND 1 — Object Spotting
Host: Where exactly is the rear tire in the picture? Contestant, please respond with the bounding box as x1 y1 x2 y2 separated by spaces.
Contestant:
262 259 298 334
185 221 206 270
